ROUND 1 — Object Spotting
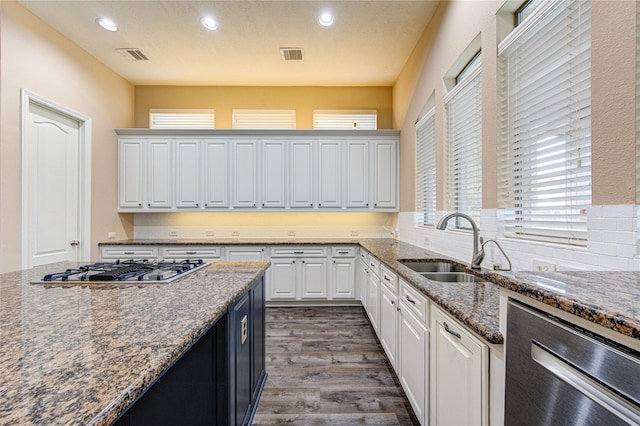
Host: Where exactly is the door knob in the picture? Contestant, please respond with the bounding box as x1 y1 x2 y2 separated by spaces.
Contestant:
70 240 80 246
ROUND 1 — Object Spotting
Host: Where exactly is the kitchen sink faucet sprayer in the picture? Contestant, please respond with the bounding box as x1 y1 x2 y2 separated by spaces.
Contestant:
435 212 484 269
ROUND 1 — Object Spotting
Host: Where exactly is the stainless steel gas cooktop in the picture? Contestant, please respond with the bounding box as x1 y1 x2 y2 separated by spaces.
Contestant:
33 259 209 284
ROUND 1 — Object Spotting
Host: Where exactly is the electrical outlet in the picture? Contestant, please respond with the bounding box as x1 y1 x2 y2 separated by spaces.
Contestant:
232 230 240 237
169 230 178 237
350 230 359 237
533 259 556 272
287 230 296 237
107 231 116 239
205 230 215 237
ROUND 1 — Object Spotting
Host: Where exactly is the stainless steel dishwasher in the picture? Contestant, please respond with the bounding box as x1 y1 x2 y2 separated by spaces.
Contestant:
505 299 640 425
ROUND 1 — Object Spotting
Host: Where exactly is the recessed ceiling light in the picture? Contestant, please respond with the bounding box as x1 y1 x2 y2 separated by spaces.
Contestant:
96 17 118 32
318 13 334 27
201 16 218 30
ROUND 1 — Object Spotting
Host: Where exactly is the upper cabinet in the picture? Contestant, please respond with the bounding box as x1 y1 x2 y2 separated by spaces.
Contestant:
115 130 399 213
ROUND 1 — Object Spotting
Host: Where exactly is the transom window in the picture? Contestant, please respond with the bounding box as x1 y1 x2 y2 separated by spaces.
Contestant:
149 109 215 129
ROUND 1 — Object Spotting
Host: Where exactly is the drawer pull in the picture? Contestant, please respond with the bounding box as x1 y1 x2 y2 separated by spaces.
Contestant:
370 263 375 268
294 251 304 255
405 295 416 305
443 322 461 339
338 251 349 254
124 252 135 255
186 251 197 255
384 276 391 282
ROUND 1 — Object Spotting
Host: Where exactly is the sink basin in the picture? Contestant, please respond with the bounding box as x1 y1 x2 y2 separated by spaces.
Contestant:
400 261 467 273
420 272 486 283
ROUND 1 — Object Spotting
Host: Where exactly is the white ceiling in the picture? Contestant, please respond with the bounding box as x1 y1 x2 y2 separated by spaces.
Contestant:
17 0 439 86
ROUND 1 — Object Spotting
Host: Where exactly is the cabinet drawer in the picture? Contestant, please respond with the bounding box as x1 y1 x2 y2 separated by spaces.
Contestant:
359 249 369 262
367 255 381 277
380 264 398 294
400 279 429 326
269 247 328 257
101 246 158 260
331 247 356 257
162 246 222 259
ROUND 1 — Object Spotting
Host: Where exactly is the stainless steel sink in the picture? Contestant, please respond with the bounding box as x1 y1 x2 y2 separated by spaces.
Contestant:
400 261 467 273
420 272 486 283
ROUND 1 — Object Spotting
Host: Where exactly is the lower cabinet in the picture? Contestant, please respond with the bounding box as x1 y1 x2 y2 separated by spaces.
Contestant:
430 306 487 426
112 276 266 426
365 270 380 333
357 257 369 308
398 280 429 426
379 283 398 371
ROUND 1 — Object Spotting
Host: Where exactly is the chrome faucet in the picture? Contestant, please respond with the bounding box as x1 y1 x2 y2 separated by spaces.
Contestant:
479 237 512 271
436 212 484 269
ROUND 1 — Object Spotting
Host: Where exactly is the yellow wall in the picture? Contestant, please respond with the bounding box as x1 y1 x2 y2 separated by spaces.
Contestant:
134 86 393 129
393 0 637 211
0 1 135 272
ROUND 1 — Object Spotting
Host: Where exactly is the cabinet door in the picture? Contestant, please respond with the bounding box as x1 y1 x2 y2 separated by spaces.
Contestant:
380 284 398 371
232 140 258 208
346 141 369 208
250 278 266 403
147 139 172 208
268 259 297 300
318 140 342 208
366 272 380 333
203 139 229 208
331 258 356 299
373 140 397 209
226 247 265 262
431 307 486 426
358 259 369 308
231 292 252 426
119 139 145 209
299 258 328 299
261 140 286 208
175 139 200 208
399 305 428 425
289 140 314 208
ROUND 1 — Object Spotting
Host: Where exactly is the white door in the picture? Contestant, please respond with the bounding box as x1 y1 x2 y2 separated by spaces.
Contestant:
318 140 342 208
299 258 328 299
261 140 286 208
289 140 314 208
24 102 81 267
373 140 397 208
119 139 145 209
346 141 369 208
203 139 229 208
232 140 258 208
147 139 172 208
331 258 356 299
380 284 398 370
268 259 297 300
175 139 200 208
399 306 428 425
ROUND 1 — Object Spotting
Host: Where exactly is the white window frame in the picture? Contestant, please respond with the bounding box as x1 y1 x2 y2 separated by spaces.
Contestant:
149 109 215 129
415 107 437 227
498 0 592 246
231 109 296 129
313 109 377 130
444 54 482 229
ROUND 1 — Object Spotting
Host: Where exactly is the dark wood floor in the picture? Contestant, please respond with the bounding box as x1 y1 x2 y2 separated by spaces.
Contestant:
252 306 420 425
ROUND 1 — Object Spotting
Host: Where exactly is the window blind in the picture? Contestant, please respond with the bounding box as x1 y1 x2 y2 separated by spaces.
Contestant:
498 0 591 246
149 109 215 129
313 110 377 130
445 57 482 228
232 109 296 129
415 107 436 226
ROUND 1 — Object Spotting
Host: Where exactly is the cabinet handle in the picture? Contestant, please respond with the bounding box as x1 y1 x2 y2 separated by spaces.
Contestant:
370 263 375 268
124 252 134 255
319 203 322 207
253 203 256 207
148 203 151 207
205 203 208 207
384 276 391 282
391 300 395 305
333 260 336 264
375 203 377 207
302 260 305 264
294 251 304 254
310 203 313 207
405 295 416 305
138 203 142 207
196 203 199 207
262 203 265 207
338 251 349 254
443 322 461 339
186 251 197 255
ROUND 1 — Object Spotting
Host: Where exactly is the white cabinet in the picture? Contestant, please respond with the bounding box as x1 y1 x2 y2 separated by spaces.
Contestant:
430 306 488 426
398 279 429 426
318 140 342 208
365 256 381 333
289 140 314 208
117 133 399 212
147 139 172 208
226 246 265 262
330 247 357 299
161 246 223 262
232 140 258 208
299 258 328 299
373 140 397 209
380 280 399 371
203 139 229 208
357 257 369 308
261 140 286 208
100 245 158 260
346 141 369 208
175 139 200 208
119 139 145 209
268 259 297 300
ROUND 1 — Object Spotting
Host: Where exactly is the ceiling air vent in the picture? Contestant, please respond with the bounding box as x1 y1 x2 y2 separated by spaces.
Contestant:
116 48 150 61
280 47 304 61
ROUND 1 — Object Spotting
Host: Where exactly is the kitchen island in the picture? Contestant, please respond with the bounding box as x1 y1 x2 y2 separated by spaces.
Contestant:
0 261 269 425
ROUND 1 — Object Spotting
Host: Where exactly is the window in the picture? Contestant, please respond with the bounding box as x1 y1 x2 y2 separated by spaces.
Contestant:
415 107 436 226
498 0 591 246
313 110 377 130
445 53 482 228
149 109 215 129
231 109 296 129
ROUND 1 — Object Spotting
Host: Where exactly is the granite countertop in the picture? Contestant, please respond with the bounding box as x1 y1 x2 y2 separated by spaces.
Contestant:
99 238 640 345
0 261 269 425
